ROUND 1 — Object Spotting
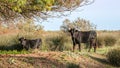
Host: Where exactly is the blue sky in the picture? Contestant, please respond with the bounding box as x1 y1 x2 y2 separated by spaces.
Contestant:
41 0 120 31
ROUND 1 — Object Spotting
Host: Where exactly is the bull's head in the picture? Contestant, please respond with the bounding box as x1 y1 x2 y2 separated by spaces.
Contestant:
18 37 27 47
89 31 97 39
68 28 78 36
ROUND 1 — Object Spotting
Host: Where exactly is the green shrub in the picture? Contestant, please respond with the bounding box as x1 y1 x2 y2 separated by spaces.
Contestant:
97 35 117 47
107 47 120 66
0 50 29 54
45 33 71 51
46 36 64 51
0 32 42 51
66 62 80 68
0 34 23 51
104 36 117 46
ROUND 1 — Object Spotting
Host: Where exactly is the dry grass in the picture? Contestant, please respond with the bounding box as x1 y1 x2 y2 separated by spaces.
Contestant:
0 51 114 68
0 30 120 68
97 31 120 47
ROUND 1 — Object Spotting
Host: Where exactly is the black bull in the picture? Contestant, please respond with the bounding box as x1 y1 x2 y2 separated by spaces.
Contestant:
69 28 97 52
19 37 42 50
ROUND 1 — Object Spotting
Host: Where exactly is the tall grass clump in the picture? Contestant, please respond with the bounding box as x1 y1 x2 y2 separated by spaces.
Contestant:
45 33 71 51
97 31 118 47
114 38 120 46
107 47 120 66
104 36 117 46
0 30 44 51
97 36 105 47
0 34 23 51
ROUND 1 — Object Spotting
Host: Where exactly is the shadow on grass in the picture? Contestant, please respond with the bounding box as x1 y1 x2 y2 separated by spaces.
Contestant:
0 44 23 51
88 55 114 67
89 55 120 67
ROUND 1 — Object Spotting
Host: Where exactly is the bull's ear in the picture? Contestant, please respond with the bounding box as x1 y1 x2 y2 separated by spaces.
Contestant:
24 39 27 40
68 28 71 32
22 37 26 41
24 38 27 40
68 28 71 30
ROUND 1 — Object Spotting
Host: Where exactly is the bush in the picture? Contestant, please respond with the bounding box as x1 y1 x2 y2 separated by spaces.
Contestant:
97 36 105 47
104 36 117 46
107 47 120 66
115 39 120 46
0 34 23 51
45 33 71 51
97 35 117 47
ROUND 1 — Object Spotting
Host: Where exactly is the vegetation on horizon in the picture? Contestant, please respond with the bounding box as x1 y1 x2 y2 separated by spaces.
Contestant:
60 18 96 32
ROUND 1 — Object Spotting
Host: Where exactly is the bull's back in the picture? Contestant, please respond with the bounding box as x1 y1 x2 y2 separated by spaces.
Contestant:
72 31 97 43
80 31 90 43
29 38 42 48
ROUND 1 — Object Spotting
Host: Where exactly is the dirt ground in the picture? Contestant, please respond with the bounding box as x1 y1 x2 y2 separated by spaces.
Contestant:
0 51 115 68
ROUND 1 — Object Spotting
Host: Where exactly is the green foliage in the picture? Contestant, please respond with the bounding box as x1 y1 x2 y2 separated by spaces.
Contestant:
107 47 120 66
0 0 87 22
0 0 54 13
0 50 29 54
10 0 27 13
0 0 55 21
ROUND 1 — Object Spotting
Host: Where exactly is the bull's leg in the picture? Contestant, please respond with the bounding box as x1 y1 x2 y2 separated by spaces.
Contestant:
27 45 30 50
73 45 75 52
33 44 37 49
88 43 92 52
94 46 96 52
73 43 76 52
25 46 29 50
37 43 41 49
78 43 81 52
37 45 39 49
94 42 97 52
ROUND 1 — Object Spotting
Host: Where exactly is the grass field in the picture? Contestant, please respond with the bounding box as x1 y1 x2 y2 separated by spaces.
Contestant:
0 48 116 68
0 30 120 68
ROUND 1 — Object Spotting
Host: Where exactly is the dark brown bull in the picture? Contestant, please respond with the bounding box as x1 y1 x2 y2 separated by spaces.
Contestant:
19 37 42 50
68 28 97 52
